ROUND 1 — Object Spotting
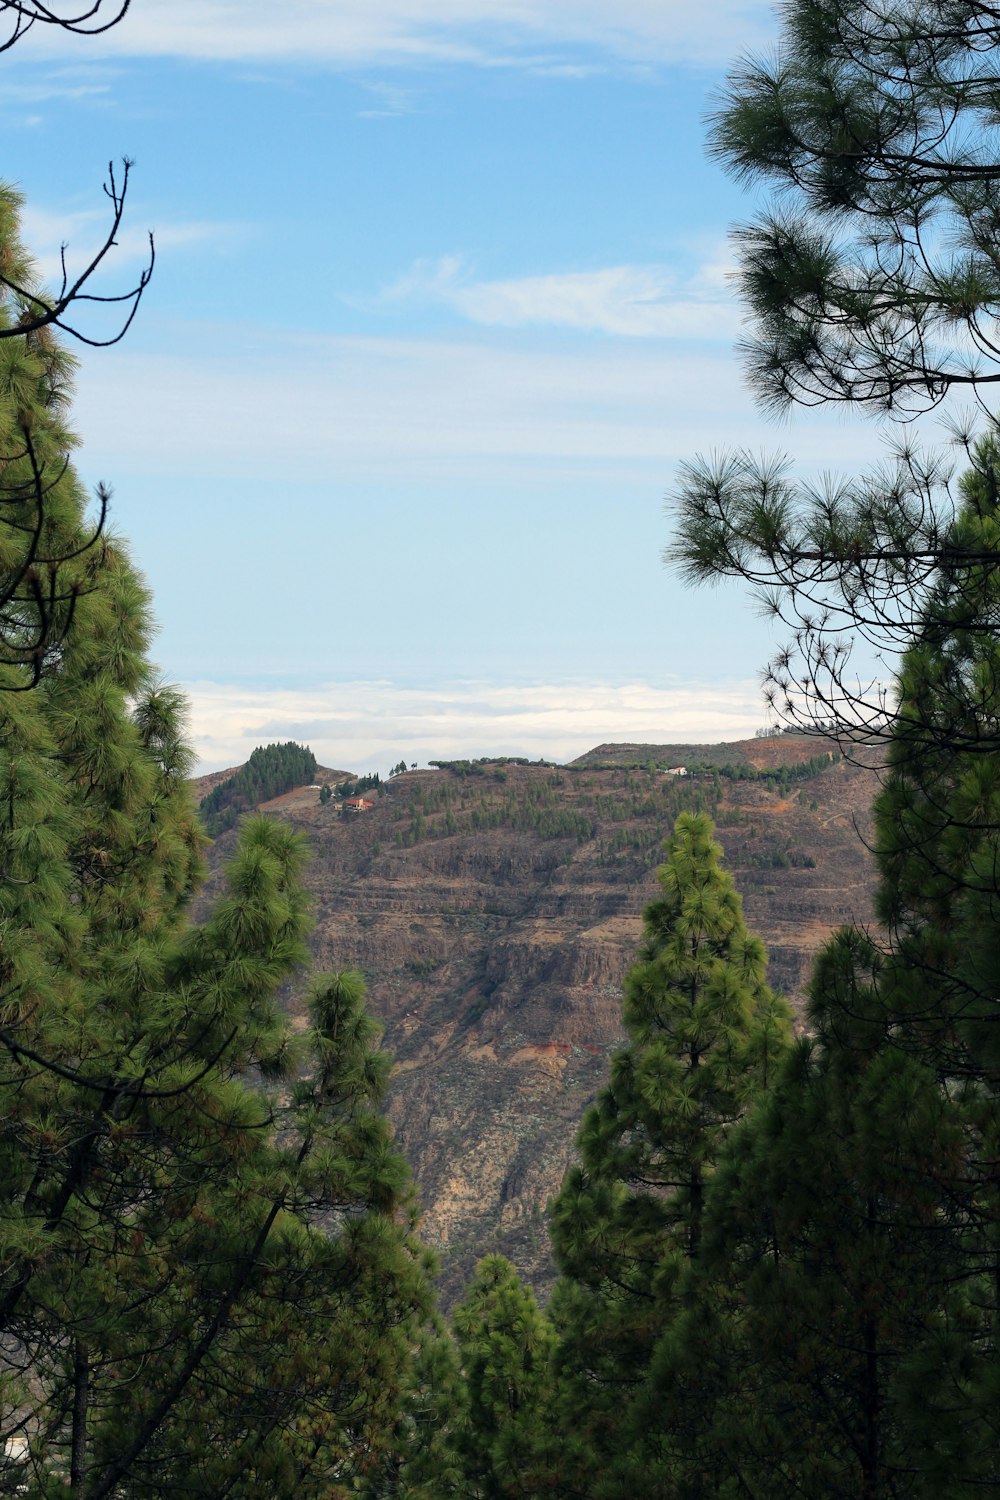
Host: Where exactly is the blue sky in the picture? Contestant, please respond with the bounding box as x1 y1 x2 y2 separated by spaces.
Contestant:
2 1 893 771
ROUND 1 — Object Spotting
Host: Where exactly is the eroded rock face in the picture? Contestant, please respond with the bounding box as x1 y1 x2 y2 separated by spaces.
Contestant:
196 739 879 1303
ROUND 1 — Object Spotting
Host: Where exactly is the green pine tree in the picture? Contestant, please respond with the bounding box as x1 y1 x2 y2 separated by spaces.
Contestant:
667 931 968 1499
449 1255 558 1499
0 183 105 689
709 0 1000 418
547 811 791 1498
660 438 1000 1498
0 189 434 1499
388 1257 560 1500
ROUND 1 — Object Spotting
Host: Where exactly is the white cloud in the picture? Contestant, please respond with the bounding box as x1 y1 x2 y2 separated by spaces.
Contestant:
379 255 740 338
181 676 770 775
24 1 774 71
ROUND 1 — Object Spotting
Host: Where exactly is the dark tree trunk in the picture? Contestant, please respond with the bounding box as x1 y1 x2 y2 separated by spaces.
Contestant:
71 1339 89 1500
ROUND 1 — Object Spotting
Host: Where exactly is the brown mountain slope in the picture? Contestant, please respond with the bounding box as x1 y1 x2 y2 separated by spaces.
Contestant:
198 737 880 1301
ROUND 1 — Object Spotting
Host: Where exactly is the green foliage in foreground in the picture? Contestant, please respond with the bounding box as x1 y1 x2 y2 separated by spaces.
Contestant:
709 0 1000 418
1 580 430 1493
656 440 1000 1497
410 445 1000 1500
0 186 433 1496
543 812 792 1498
198 740 318 835
6 120 1000 1495
394 1256 559 1500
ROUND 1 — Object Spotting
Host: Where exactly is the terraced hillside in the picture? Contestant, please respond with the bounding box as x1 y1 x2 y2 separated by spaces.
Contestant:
195 736 880 1300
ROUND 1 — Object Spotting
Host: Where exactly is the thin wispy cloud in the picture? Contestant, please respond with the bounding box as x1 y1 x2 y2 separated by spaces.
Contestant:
357 80 417 117
0 66 114 105
19 205 245 288
182 677 770 775
379 255 740 338
27 1 774 71
0 64 115 129
72 324 886 494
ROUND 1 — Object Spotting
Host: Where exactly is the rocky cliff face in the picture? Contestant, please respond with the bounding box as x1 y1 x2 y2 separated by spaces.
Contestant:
196 738 880 1302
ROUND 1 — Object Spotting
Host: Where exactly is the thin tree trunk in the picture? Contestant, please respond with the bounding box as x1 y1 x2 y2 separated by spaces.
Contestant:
689 931 702 1259
71 1339 90 1500
861 1195 880 1500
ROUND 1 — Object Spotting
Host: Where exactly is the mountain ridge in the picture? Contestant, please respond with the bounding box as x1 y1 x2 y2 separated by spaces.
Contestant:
194 736 880 1300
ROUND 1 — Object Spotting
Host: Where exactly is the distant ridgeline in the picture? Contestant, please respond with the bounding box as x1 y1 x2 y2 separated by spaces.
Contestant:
577 750 841 787
199 742 317 836
429 756 560 777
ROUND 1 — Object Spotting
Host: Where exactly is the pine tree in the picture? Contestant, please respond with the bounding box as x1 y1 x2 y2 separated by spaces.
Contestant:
672 933 970 1499
547 811 791 1497
388 1257 560 1500
0 188 433 1497
673 2 1000 752
0 183 106 688
378 1315 470 1500
710 0 1000 419
863 436 1000 1485
662 6 1000 1487
871 436 1000 1081
661 440 1000 1498
449 1255 558 1499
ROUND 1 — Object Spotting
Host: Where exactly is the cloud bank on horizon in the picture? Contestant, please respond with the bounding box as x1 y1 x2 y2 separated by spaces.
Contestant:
182 677 772 776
